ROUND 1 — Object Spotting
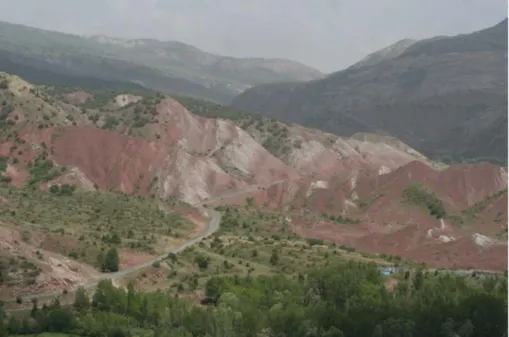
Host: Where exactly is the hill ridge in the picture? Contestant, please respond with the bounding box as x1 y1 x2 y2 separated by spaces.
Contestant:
231 19 508 164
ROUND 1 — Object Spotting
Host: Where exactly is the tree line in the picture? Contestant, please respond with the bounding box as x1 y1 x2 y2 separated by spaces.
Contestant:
1 261 506 337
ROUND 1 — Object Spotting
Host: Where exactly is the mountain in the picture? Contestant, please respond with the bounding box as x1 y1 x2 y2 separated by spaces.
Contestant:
0 20 323 103
231 19 508 164
0 73 505 276
349 38 417 69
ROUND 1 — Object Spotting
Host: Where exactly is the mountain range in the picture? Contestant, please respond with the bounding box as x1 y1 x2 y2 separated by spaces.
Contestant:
0 20 322 103
0 18 506 301
231 19 508 164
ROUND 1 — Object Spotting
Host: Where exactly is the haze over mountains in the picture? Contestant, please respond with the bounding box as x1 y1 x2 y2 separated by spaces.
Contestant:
0 4 506 336
0 17 506 167
0 20 323 103
232 19 508 164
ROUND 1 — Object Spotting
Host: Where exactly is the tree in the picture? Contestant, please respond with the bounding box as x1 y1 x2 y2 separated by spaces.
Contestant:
374 318 415 337
74 286 90 312
270 250 279 266
0 304 6 337
49 185 60 194
195 255 209 270
30 298 38 318
47 308 75 332
323 326 345 337
101 248 120 272
457 320 474 337
440 318 456 337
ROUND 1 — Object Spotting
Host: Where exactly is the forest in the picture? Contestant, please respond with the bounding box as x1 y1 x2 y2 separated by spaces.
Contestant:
1 261 507 337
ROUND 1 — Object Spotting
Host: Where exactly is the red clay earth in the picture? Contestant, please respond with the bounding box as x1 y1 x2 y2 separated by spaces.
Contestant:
0 97 505 271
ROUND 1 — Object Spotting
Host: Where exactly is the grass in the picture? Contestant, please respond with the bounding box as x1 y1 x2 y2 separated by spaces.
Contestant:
0 253 41 287
9 334 80 337
27 154 63 186
124 205 402 297
357 192 383 211
462 188 507 218
402 182 446 219
321 212 361 224
173 94 257 121
449 188 508 227
0 185 195 267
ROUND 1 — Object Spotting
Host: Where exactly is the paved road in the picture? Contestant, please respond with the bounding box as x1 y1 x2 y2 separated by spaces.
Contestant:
3 208 221 305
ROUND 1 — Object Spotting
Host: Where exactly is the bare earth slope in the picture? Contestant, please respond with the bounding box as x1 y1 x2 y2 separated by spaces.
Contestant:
0 73 506 271
231 19 508 164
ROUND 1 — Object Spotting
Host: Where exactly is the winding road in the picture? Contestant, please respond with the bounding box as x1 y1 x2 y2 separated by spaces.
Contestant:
3 188 500 309
2 179 290 307
2 208 221 306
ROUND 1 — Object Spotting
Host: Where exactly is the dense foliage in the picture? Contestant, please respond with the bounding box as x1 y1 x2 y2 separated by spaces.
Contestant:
2 262 506 337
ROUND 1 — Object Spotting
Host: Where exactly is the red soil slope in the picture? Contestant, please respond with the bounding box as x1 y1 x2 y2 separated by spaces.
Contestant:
0 91 505 271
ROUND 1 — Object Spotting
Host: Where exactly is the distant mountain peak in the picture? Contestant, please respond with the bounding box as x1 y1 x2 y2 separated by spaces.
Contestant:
349 38 417 69
231 19 507 164
0 20 322 103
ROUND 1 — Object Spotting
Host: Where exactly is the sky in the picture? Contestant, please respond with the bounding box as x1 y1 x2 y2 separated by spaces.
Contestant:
0 0 506 72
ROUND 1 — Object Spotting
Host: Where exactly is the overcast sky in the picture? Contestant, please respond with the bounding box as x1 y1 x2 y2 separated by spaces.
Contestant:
0 0 506 72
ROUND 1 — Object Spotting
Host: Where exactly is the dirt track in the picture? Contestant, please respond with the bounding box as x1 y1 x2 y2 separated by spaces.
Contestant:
2 207 219 307
2 180 290 310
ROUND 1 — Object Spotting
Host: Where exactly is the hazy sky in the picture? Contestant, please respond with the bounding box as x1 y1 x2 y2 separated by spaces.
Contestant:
0 0 506 72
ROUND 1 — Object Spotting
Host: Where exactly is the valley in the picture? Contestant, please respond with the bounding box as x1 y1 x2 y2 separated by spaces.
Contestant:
0 13 506 336
0 70 506 309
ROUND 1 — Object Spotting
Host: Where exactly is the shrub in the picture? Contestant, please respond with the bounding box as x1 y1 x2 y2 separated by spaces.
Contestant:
195 255 210 270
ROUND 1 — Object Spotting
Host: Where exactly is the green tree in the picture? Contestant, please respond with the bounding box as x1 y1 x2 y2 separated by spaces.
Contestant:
47 308 75 332
101 247 120 272
457 320 474 337
74 286 90 312
0 304 6 337
49 185 60 194
195 255 209 270
270 250 279 266
323 326 345 337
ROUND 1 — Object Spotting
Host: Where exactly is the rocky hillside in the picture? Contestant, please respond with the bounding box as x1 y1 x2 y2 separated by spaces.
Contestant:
231 19 508 164
0 21 322 103
0 73 506 270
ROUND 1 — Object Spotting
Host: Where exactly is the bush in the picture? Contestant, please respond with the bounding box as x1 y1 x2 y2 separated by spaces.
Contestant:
194 255 210 270
0 156 8 172
307 238 324 246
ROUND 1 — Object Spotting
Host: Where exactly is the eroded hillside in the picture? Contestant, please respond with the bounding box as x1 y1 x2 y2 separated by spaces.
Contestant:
0 72 506 274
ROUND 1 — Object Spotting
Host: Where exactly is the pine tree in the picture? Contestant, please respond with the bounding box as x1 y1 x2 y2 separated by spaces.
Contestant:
74 286 90 312
101 247 120 272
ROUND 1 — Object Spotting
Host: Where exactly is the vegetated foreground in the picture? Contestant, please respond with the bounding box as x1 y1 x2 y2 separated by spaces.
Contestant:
0 71 505 301
0 184 203 300
1 261 507 337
